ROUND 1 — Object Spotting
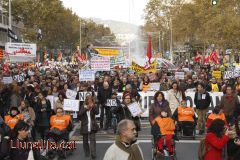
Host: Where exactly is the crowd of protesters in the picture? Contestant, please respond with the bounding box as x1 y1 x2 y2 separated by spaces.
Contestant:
1 56 240 160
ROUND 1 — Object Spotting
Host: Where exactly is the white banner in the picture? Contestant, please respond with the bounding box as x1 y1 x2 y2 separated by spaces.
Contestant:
66 89 77 100
5 43 36 62
91 57 110 71
46 95 58 109
63 99 79 111
79 70 95 81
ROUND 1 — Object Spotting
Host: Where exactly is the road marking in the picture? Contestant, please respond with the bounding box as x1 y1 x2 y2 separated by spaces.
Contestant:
73 139 200 144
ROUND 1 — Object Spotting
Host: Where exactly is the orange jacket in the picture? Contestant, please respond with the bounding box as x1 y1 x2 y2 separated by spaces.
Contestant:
155 117 175 135
206 113 228 128
50 115 71 131
4 114 24 129
178 106 195 122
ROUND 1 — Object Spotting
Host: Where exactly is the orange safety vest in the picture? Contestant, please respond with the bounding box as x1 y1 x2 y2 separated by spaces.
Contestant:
142 84 150 92
155 117 175 135
50 115 71 131
208 113 226 121
178 106 195 122
4 114 24 129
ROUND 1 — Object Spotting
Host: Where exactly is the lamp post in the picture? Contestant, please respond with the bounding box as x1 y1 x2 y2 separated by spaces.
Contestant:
170 17 173 63
79 18 82 55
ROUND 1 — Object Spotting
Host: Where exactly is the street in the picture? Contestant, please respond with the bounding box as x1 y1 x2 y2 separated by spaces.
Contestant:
54 120 201 160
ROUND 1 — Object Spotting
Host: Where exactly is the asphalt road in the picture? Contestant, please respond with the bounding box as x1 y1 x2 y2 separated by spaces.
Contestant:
50 120 201 160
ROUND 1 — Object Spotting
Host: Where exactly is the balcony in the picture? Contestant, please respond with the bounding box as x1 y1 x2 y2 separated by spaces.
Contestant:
0 13 9 29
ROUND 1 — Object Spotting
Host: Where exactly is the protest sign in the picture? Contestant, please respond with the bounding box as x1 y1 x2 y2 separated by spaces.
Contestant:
127 102 143 117
79 70 95 81
12 74 25 82
46 95 58 109
150 83 160 91
66 89 77 100
175 72 185 80
106 99 117 107
63 99 79 111
91 57 110 71
2 77 13 84
78 92 93 101
5 43 36 62
212 71 222 79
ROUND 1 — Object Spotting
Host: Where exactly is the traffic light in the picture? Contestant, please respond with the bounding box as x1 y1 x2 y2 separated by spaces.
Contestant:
212 0 218 6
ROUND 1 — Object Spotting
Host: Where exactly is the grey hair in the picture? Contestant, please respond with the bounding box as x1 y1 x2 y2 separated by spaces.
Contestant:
125 84 132 90
117 119 134 135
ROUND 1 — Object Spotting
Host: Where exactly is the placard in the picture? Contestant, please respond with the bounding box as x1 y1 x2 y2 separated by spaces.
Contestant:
79 70 95 81
150 83 160 91
63 99 79 111
91 57 110 71
46 95 58 109
212 71 222 79
12 74 25 82
2 77 13 84
127 102 143 117
78 92 93 101
175 72 185 80
66 89 77 100
106 99 117 107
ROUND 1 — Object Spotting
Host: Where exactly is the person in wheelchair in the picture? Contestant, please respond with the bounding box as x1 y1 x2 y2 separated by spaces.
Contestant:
47 107 72 158
206 105 228 129
172 100 197 137
154 110 176 156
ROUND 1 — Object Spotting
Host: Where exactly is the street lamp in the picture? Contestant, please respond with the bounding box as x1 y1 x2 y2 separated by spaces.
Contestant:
9 0 12 43
212 0 218 6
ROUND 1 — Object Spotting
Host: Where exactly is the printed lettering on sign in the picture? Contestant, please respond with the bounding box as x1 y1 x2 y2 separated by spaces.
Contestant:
106 99 117 107
78 92 93 101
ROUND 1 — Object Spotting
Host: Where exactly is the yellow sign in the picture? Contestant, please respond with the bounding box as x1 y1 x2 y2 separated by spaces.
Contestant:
95 48 119 56
131 60 157 73
212 71 222 79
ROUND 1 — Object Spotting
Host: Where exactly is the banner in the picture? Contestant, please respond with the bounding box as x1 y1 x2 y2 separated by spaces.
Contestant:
175 72 185 80
95 48 119 56
91 56 110 71
5 43 36 62
212 71 222 79
63 99 79 111
131 60 157 73
79 70 95 81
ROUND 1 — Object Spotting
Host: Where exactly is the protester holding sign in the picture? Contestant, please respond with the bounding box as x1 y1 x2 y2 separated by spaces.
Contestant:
79 95 99 160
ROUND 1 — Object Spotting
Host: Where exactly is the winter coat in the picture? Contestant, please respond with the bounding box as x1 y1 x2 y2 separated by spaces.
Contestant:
167 89 183 113
194 91 211 110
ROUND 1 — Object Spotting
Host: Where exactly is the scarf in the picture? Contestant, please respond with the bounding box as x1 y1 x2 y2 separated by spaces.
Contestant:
115 136 143 160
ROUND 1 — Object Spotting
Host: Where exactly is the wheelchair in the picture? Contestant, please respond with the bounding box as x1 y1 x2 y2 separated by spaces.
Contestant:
176 121 196 140
151 123 177 160
46 128 74 159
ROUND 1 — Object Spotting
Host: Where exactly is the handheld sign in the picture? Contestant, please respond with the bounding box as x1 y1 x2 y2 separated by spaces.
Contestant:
66 89 77 100
2 77 13 84
78 92 93 101
127 102 143 117
63 99 79 111
79 70 95 81
106 99 117 107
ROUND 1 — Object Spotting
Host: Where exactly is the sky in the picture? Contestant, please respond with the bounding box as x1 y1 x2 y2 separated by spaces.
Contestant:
61 0 148 25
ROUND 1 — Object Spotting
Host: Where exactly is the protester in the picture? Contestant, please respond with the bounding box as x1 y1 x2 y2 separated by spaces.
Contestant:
149 91 171 125
206 106 228 129
103 119 144 160
79 95 99 160
140 75 150 92
204 119 230 160
53 91 66 112
220 85 239 125
194 83 211 135
167 82 184 113
4 107 24 130
35 91 52 139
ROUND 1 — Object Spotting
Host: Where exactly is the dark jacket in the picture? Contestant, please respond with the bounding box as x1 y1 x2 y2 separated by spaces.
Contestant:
35 99 52 126
79 105 99 134
194 91 211 110
111 103 141 131
97 87 112 106
149 100 171 125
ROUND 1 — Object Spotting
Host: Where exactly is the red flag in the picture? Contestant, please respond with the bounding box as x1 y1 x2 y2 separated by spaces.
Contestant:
209 49 220 64
147 35 152 64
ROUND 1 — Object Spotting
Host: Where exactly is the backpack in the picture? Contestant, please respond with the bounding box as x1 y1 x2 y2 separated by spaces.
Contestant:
198 138 211 160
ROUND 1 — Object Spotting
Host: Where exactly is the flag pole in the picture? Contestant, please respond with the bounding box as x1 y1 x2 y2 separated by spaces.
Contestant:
9 0 12 43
